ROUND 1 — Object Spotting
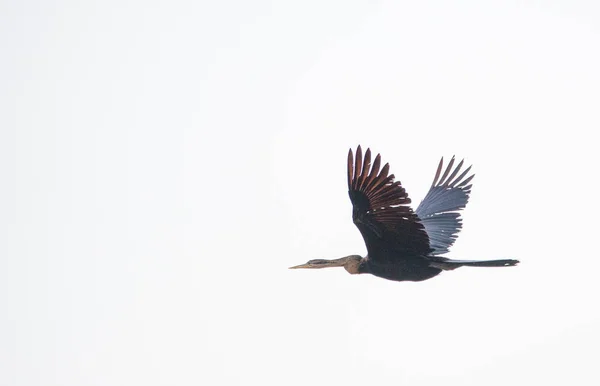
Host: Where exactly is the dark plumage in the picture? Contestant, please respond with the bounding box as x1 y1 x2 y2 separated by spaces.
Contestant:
290 145 519 282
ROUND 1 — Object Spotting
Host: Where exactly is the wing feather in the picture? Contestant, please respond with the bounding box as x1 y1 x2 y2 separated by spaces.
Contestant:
416 157 474 255
358 148 371 191
348 146 431 259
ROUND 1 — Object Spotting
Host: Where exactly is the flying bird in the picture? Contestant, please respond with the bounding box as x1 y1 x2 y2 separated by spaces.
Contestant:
290 146 518 282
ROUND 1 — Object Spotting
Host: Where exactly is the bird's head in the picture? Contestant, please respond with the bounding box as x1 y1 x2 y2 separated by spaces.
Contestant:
289 255 363 274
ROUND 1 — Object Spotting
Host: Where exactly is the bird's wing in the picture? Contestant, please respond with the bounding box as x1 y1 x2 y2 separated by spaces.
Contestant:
415 157 474 256
348 146 432 260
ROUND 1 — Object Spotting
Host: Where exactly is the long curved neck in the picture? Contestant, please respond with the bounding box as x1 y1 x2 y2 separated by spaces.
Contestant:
310 256 364 273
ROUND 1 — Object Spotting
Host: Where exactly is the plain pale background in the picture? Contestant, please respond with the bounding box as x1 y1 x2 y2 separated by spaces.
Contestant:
2 1 599 385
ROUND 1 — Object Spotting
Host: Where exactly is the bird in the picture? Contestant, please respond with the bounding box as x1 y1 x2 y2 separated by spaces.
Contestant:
289 145 518 282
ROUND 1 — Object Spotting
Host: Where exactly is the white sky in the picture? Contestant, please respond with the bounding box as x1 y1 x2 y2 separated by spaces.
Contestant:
2 1 600 385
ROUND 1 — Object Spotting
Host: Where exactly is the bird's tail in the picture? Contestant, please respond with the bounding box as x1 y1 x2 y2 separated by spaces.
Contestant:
430 258 519 270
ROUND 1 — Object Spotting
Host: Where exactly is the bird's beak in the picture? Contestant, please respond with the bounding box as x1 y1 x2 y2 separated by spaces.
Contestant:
289 263 312 269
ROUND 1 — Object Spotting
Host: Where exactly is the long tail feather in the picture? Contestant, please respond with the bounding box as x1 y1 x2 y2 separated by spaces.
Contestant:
446 259 519 267
430 258 519 270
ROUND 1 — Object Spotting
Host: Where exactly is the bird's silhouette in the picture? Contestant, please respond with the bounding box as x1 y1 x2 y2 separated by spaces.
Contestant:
290 145 518 282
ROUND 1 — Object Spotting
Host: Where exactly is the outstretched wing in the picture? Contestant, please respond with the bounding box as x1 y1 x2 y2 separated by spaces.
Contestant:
415 157 474 256
348 146 431 260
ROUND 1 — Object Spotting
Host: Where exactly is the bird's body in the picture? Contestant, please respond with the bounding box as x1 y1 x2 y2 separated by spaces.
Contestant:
290 145 518 282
